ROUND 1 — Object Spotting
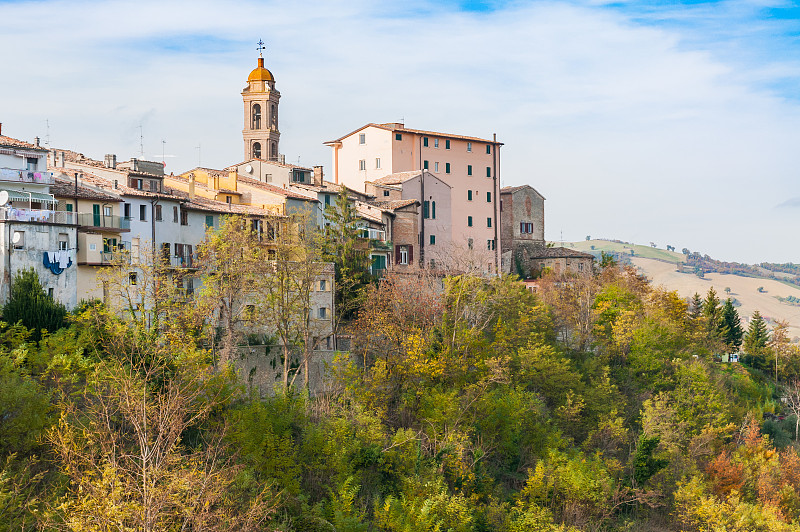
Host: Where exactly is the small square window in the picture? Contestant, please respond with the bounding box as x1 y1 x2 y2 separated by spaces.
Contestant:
319 279 327 291
359 133 366 144
129 272 137 285
265 173 273 183
383 190 390 197
395 133 402 141
205 215 214 228
423 160 429 170
430 234 436 245
103 205 112 216
423 137 429 147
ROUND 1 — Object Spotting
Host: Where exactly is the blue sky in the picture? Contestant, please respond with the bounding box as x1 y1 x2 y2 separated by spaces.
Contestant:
1 0 798 263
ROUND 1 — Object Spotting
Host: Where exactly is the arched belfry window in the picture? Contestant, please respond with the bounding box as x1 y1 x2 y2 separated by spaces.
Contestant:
252 104 261 130
270 142 277 160
271 104 277 127
253 142 262 159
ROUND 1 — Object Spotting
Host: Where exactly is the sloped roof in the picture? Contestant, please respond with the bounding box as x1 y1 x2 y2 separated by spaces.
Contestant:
368 199 419 210
324 123 503 145
0 135 47 151
372 170 449 188
501 184 545 200
225 158 313 172
530 246 594 259
51 178 121 202
236 175 318 201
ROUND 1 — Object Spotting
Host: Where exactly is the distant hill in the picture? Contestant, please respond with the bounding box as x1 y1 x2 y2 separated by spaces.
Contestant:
559 239 800 341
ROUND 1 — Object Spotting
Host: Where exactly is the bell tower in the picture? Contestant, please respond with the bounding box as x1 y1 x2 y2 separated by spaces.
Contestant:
242 40 280 161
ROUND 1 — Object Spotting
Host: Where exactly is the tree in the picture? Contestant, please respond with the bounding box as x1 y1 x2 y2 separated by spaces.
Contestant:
1 268 66 342
743 311 769 370
784 380 800 441
688 293 703 321
769 320 791 382
321 186 372 328
702 288 725 344
720 298 743 351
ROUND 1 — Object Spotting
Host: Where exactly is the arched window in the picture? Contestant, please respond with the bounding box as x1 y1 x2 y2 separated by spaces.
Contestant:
252 104 261 129
253 142 261 159
270 142 277 160
271 104 277 127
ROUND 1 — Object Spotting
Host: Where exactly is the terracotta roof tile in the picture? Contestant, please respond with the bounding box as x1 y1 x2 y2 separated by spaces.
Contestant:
0 135 47 151
224 158 313 172
51 178 121 202
368 199 419 210
325 123 503 145
372 170 450 188
236 175 318 201
531 247 595 259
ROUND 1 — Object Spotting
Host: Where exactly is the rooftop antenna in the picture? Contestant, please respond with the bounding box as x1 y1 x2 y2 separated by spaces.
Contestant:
45 119 50 147
138 125 144 157
161 139 166 165
195 144 201 167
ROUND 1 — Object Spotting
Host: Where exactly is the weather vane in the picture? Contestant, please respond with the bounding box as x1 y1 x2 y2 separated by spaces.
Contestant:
257 39 265 58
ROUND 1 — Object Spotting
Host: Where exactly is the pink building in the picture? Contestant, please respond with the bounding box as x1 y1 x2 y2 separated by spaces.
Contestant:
324 123 502 274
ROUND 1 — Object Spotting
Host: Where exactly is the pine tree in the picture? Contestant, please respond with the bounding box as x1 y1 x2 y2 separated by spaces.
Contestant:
1 268 67 342
689 293 703 320
702 287 724 339
743 310 770 370
720 298 743 351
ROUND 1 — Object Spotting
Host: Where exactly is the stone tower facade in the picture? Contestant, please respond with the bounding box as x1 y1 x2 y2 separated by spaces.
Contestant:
242 57 280 161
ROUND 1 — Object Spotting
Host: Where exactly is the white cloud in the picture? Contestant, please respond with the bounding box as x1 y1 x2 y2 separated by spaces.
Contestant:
1 0 798 262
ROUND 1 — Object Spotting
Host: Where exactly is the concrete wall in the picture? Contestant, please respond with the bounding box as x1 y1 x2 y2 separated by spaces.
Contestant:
333 126 394 191
0 220 77 308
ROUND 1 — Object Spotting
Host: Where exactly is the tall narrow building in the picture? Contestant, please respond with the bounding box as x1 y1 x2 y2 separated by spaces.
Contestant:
242 54 280 161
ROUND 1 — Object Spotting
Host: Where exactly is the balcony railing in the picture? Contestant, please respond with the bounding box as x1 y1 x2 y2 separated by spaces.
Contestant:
100 251 131 265
0 207 76 224
0 168 54 185
77 213 131 231
170 254 198 269
359 227 386 241
370 239 392 251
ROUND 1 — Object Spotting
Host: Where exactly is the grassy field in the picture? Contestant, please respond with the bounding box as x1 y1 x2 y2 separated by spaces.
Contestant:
559 239 686 264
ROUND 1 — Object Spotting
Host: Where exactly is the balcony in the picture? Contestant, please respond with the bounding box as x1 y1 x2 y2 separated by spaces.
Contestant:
0 168 54 185
369 239 392 251
170 254 198 269
0 207 75 224
77 213 131 231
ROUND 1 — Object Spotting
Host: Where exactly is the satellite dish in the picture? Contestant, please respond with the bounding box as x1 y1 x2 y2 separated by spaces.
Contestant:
0 191 8 205
245 164 253 174
12 231 22 244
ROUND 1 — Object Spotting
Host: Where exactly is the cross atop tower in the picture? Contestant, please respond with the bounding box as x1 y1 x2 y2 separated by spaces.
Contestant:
257 39 265 58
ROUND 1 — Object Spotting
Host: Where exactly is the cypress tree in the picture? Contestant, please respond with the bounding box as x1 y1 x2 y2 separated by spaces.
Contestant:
1 268 67 342
702 287 724 339
689 293 703 320
721 298 743 351
743 310 770 370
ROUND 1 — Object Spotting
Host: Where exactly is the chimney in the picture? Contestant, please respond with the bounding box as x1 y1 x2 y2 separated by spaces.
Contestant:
34 137 40 147
56 150 65 168
104 154 117 169
313 166 323 186
0 123 3 135
130 158 138 171
188 174 196 200
279 154 286 165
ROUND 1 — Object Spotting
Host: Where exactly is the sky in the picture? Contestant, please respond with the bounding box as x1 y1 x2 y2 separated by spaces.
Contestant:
1 0 798 264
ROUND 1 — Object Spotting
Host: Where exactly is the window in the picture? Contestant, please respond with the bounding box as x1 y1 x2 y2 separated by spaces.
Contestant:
520 222 526 234
423 200 430 219
578 262 584 272
252 103 261 129
430 234 436 245
486 144 491 154
161 243 170 261
423 137 429 147
271 142 277 160
468 238 473 250
124 203 131 219
432 201 436 219
395 133 402 141
265 173 273 183
318 307 328 319
253 142 261 159
486 192 491 202
467 165 473 176
527 223 533 233
180 208 188 226
468 190 473 201
103 205 112 216
58 234 68 251
445 163 451 174
399 246 409 265
468 216 473 227
139 204 146 221
155 204 162 221
359 159 366 171
205 215 214 228
434 138 439 148
359 133 365 144
383 190 390 197
48 287 54 298
103 237 117 253
325 194 331 205
319 279 327 291
487 166 492 177
129 272 137 285
467 142 472 152
226 196 232 204
423 160 429 170
487 217 492 228
445 139 450 150
149 180 158 192
244 305 255 321
434 162 439 172
271 104 277 126
376 158 381 169
173 206 178 223
26 157 38 171
488 239 492 250
66 204 73 212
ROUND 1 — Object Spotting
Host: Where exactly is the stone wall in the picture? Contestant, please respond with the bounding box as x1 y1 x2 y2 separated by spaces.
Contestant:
230 345 343 396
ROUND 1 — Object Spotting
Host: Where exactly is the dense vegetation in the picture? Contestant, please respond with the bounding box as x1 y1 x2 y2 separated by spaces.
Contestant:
2 239 800 530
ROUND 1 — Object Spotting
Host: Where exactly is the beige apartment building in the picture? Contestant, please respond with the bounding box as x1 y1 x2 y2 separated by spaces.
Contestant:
325 123 502 274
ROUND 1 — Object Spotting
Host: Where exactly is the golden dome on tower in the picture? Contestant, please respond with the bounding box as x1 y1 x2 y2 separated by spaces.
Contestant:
248 57 274 82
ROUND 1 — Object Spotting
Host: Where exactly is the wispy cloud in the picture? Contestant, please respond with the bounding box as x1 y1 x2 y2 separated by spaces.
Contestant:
1 0 798 262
